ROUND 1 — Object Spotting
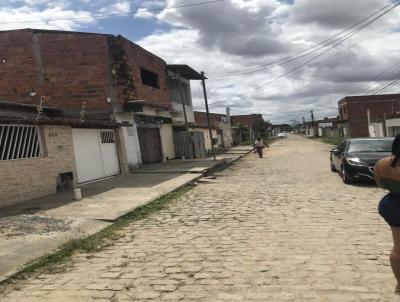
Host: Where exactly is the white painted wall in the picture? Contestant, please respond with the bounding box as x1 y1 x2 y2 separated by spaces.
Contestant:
172 102 195 125
160 123 176 161
387 118 400 137
114 112 142 170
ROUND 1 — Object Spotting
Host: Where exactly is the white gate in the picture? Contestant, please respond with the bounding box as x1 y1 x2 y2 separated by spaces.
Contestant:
72 129 120 183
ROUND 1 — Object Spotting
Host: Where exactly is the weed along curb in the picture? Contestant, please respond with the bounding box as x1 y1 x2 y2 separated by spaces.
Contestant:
0 151 252 288
0 186 193 289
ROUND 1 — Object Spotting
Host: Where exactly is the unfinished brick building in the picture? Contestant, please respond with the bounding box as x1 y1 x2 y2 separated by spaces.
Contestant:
338 94 400 137
0 28 178 168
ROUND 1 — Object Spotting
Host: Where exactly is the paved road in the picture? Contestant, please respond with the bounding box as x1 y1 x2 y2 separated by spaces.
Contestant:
1 135 396 301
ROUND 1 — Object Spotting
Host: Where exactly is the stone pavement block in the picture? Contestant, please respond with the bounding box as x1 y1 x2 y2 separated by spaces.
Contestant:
0 135 397 301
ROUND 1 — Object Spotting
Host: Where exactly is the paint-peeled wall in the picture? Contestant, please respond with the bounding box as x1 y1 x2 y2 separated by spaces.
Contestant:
114 112 142 170
192 128 217 153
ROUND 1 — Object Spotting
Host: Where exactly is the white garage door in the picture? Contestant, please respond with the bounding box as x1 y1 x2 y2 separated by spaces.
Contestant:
72 129 120 183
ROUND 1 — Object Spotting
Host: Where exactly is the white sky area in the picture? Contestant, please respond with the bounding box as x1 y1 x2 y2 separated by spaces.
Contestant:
1 0 400 123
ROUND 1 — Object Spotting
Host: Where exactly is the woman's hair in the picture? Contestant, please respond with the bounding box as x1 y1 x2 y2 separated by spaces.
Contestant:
392 134 400 167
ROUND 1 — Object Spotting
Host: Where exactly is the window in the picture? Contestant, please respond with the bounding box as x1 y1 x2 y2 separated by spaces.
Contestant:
100 130 115 144
0 125 43 161
141 69 159 88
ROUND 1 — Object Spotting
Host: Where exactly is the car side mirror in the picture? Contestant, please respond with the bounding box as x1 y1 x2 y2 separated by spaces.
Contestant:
330 148 339 154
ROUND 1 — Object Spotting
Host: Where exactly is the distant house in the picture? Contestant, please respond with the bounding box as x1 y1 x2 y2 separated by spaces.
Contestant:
386 112 400 137
316 117 340 137
231 114 266 140
338 94 400 138
193 110 233 152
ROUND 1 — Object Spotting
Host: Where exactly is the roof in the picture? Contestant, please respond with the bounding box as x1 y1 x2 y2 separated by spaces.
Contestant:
0 100 62 114
339 94 400 104
0 28 112 37
0 101 120 128
167 65 204 80
0 115 120 128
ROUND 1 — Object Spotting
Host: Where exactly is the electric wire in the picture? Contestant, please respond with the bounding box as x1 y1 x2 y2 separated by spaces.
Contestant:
205 2 400 108
206 1 397 77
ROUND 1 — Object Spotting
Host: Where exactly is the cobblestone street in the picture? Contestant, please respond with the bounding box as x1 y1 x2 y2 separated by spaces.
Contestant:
1 135 397 301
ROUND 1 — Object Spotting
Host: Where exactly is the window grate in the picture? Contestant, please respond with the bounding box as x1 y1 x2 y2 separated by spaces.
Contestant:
100 131 115 144
0 125 43 161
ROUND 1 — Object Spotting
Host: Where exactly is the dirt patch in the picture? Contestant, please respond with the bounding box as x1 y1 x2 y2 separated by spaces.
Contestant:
0 215 72 238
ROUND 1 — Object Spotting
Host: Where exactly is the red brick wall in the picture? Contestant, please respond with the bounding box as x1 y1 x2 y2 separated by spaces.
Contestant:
0 30 37 103
194 111 224 127
231 114 263 128
119 37 170 108
339 95 400 137
0 29 172 119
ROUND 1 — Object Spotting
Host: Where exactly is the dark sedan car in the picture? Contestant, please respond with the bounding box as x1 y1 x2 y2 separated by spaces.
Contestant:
330 138 394 184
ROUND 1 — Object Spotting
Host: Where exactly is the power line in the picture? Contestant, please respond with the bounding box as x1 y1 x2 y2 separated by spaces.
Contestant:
0 0 224 25
205 2 399 108
206 1 397 77
362 59 400 95
372 75 400 95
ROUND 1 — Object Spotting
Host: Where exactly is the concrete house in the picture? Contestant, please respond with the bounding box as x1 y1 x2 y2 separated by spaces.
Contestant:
193 110 233 152
0 28 181 171
166 65 212 159
386 112 400 137
338 94 400 138
0 101 125 207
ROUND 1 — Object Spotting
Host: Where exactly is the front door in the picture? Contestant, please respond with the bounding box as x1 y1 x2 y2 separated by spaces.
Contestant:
137 128 163 164
72 129 120 183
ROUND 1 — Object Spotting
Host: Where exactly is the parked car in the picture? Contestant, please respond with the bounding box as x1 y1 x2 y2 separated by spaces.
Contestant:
330 137 394 184
277 132 287 138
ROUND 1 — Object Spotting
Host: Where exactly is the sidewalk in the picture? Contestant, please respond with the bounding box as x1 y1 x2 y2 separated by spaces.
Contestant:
0 146 252 282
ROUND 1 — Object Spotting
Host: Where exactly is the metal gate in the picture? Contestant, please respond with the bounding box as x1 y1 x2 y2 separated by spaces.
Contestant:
174 131 206 159
72 129 120 183
137 128 163 164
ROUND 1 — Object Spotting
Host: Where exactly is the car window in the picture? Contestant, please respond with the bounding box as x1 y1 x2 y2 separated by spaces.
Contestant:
348 139 393 152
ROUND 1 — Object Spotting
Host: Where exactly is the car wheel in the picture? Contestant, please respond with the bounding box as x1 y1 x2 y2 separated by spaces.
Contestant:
341 165 351 184
330 159 337 172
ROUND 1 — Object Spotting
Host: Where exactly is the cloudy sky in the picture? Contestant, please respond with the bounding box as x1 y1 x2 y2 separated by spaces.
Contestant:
1 0 400 123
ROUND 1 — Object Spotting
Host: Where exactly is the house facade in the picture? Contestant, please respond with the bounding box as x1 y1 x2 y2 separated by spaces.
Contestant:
194 110 233 151
0 28 180 168
338 94 400 138
0 101 126 207
386 112 400 137
231 114 266 141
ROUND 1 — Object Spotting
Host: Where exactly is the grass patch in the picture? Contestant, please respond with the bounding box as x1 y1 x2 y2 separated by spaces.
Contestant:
319 136 342 146
0 185 193 286
307 136 342 146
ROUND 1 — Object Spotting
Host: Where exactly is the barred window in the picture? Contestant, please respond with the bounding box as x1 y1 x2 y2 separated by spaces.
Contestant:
0 125 43 161
100 131 115 144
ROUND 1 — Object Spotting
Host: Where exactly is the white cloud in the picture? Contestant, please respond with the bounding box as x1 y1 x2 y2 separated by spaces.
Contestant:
99 1 131 14
0 2 95 31
137 0 400 123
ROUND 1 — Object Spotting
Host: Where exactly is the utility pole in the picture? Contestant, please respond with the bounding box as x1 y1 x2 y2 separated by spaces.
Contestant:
310 110 315 137
201 71 216 161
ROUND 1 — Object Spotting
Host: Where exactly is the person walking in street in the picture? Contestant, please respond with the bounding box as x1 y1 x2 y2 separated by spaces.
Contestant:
375 134 400 294
254 137 269 158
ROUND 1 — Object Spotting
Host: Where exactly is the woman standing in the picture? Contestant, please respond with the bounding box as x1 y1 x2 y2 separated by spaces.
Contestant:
375 134 400 294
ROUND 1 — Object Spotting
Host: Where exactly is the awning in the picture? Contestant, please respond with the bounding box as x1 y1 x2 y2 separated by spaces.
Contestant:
167 64 205 80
